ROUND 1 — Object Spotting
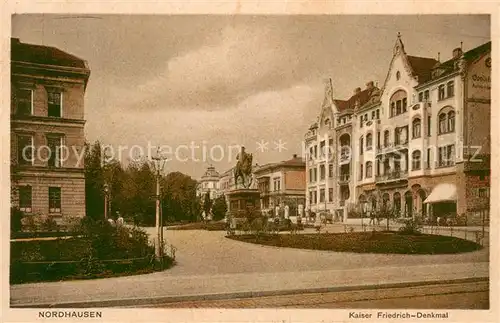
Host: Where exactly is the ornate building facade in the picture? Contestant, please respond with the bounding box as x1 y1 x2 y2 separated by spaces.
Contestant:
305 35 491 225
10 38 91 223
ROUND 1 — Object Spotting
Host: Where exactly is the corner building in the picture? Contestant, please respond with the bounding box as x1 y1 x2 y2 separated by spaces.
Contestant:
10 38 90 223
305 35 490 225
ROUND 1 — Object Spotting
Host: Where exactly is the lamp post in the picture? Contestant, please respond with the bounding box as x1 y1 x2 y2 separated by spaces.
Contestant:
151 148 167 264
103 183 109 220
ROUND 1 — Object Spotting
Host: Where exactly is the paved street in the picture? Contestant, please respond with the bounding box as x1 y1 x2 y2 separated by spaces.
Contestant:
10 229 489 307
147 228 488 276
151 279 489 309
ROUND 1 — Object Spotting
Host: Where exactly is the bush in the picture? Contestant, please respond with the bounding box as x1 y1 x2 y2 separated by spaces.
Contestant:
398 218 423 235
41 217 59 232
10 218 166 284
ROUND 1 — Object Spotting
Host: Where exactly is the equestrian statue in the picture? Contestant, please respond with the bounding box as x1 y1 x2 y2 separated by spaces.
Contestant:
234 146 253 188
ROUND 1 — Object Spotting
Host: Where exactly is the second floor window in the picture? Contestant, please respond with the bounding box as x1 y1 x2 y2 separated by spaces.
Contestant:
273 178 281 191
412 150 421 170
384 130 389 147
448 111 455 132
47 135 63 168
328 164 334 178
366 162 373 178
366 133 373 151
16 89 33 116
447 81 454 98
320 164 326 180
319 189 325 203
17 134 33 166
329 188 334 202
438 85 445 100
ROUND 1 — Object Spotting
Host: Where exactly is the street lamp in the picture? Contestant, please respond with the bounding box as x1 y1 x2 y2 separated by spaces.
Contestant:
151 148 168 265
103 183 109 220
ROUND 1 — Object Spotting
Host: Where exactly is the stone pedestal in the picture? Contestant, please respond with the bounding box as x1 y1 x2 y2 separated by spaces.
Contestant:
227 188 261 228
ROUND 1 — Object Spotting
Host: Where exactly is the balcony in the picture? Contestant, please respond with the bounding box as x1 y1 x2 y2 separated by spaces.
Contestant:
338 174 350 184
339 153 351 164
339 200 346 207
375 170 408 183
376 140 409 155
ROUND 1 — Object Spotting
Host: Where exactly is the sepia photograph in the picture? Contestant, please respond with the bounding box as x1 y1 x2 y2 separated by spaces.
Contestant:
4 10 494 320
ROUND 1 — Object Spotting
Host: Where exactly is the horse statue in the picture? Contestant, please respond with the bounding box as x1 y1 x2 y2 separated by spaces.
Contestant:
234 147 253 188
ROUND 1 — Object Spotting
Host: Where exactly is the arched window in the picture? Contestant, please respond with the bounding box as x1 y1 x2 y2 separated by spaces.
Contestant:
448 111 455 132
439 113 447 134
366 161 373 178
389 90 408 117
366 133 373 150
383 130 390 147
412 150 421 170
412 118 421 139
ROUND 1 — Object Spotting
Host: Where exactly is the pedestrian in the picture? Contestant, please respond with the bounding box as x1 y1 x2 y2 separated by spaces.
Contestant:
116 211 124 226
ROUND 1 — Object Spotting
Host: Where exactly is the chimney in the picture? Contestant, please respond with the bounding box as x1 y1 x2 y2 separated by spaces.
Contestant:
366 81 374 89
453 47 463 59
354 87 362 95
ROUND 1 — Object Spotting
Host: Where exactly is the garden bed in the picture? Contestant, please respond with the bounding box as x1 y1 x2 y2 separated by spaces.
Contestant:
10 221 175 284
227 231 482 254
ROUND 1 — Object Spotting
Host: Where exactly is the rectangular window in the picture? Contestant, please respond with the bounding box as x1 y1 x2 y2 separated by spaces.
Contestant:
313 191 317 204
360 116 363 128
426 148 431 169
396 100 402 115
359 137 364 155
17 134 33 166
16 89 32 116
402 98 407 112
309 169 313 182
391 102 395 117
478 188 488 198
47 135 63 168
377 131 381 149
320 164 326 180
320 141 326 157
329 188 334 202
49 187 62 213
427 116 431 137
371 111 375 119
447 81 454 98
309 147 313 160
328 164 334 178
319 189 325 203
438 85 445 100
424 90 429 101
48 91 62 117
314 168 317 182
446 145 455 165
376 109 380 119
418 92 423 102
19 185 32 213
359 164 363 181
314 145 318 158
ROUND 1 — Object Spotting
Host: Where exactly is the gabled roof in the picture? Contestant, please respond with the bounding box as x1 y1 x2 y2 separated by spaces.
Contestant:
407 55 439 84
11 38 88 69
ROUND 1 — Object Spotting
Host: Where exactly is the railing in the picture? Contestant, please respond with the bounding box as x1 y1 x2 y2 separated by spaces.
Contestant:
375 170 408 182
339 154 351 163
376 140 408 154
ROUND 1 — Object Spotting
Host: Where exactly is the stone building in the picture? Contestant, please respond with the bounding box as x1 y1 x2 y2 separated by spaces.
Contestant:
10 38 91 224
254 154 306 217
305 35 490 225
196 165 221 200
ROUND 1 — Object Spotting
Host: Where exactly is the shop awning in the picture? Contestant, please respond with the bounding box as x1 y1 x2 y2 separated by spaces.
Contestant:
424 183 457 204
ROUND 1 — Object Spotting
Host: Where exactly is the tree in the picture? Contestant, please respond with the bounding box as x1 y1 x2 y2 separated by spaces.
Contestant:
212 195 228 221
84 141 105 220
161 172 200 222
203 192 212 220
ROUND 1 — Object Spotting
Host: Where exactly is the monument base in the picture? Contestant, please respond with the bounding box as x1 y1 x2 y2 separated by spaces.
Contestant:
227 188 261 227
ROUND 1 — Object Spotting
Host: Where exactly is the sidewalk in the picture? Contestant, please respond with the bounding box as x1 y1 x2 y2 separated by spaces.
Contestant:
10 261 489 308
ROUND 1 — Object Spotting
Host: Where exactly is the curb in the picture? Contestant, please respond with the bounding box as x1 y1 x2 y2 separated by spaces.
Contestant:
11 276 488 308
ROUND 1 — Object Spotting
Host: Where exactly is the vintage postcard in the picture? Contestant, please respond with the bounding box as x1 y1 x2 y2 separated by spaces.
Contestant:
1 2 498 323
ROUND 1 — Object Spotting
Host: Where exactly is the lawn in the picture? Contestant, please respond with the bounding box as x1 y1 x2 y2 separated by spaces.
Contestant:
169 221 227 231
227 231 482 254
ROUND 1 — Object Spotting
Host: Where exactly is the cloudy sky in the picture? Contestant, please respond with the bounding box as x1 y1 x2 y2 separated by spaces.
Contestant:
12 15 490 178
